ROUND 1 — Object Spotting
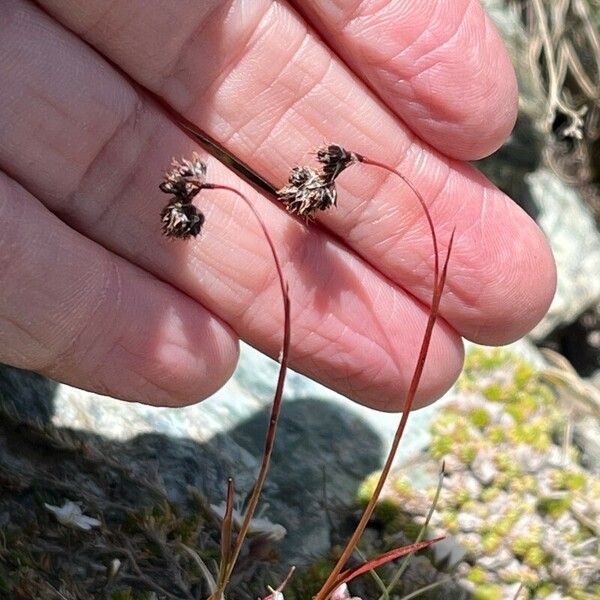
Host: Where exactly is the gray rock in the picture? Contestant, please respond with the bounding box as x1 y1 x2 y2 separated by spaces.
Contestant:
471 449 498 485
0 343 396 562
456 513 483 533
480 0 600 338
477 548 513 571
573 414 600 475
527 169 600 339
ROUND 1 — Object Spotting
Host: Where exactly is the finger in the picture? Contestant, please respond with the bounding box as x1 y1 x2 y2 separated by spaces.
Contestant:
0 0 463 410
35 0 556 345
291 0 519 160
0 173 239 406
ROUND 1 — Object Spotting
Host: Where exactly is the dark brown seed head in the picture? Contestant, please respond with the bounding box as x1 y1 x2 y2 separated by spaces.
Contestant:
277 166 337 217
161 200 205 239
316 144 359 181
159 153 207 202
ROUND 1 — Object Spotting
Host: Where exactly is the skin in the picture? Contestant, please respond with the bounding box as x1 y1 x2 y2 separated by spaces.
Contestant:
0 0 556 410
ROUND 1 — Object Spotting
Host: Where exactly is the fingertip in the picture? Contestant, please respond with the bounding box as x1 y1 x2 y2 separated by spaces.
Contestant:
443 173 557 346
467 224 557 345
437 27 519 161
124 302 241 408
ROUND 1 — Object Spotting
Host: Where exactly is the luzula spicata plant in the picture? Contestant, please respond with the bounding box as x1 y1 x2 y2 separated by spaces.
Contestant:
159 154 291 600
159 144 454 599
278 145 453 600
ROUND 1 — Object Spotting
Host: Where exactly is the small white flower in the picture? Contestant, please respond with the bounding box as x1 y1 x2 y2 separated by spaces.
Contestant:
44 500 101 531
108 558 122 577
331 584 350 600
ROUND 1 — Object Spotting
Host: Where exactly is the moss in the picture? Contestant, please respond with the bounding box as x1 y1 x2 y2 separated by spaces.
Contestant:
494 452 521 478
508 420 552 450
513 363 535 387
481 532 502 554
458 443 478 464
505 403 528 424
467 566 488 584
175 513 203 544
440 510 458 534
537 494 572 518
491 516 513 537
536 582 557 597
483 383 506 402
551 469 587 492
286 558 337 600
469 407 492 429
507 475 537 494
392 476 414 496
453 488 471 507
487 425 505 443
430 435 453 459
374 348 599 598
472 583 504 600
388 512 424 539
111 590 134 600
464 348 512 373
524 546 547 568
510 536 533 559
374 498 400 525
356 471 380 505
479 486 501 502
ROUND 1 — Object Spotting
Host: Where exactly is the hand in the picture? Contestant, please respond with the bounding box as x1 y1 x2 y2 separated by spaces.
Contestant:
0 0 555 410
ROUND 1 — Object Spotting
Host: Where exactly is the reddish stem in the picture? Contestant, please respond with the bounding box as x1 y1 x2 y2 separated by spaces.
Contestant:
204 184 291 596
314 156 452 600
358 156 440 304
327 536 444 594
215 478 235 594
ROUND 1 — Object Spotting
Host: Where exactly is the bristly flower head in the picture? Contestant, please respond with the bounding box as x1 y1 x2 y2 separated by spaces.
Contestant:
159 152 207 202
161 199 205 239
159 152 208 238
277 166 337 218
316 144 360 182
277 144 360 218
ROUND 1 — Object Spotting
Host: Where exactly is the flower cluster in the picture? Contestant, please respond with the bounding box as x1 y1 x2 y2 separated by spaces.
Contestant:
277 144 360 218
277 166 337 217
159 153 207 239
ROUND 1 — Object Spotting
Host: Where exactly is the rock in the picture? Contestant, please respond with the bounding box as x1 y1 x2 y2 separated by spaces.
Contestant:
456 513 483 533
471 449 498 485
573 415 600 475
527 170 600 339
480 0 600 339
477 548 513 571
0 343 390 562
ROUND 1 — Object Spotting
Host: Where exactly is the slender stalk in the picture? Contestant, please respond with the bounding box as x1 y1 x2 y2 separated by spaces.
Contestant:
358 157 440 292
317 237 452 600
203 184 291 596
399 577 455 600
381 462 446 598
327 537 444 594
261 566 297 600
315 157 452 599
215 478 235 596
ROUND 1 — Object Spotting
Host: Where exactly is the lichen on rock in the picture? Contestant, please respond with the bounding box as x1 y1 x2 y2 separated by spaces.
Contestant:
363 347 600 599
